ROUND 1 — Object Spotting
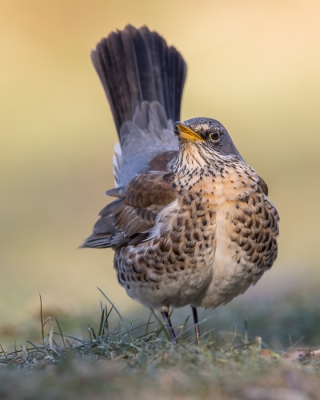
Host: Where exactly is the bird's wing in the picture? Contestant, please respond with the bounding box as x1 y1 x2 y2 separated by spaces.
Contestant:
82 171 177 248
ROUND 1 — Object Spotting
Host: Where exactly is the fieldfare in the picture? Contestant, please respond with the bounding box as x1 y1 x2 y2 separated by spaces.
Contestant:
82 25 279 342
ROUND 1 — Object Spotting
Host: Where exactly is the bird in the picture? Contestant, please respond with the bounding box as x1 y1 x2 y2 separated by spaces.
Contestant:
82 25 279 343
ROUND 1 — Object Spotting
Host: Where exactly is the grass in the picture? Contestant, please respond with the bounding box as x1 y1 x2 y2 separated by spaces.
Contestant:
0 290 320 399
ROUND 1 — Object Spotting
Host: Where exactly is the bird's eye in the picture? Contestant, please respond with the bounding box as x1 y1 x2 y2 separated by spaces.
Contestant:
209 131 220 141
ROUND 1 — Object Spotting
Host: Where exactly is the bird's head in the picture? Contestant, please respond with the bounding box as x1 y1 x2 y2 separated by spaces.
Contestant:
173 118 243 166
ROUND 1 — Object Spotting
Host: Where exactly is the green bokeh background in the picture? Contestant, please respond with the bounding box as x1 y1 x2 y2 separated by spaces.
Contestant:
1 0 320 338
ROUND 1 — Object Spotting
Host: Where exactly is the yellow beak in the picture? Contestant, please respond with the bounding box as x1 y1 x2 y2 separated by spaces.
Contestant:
174 122 205 142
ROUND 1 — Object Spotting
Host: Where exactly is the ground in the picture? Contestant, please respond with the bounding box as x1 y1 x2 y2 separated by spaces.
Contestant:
0 291 320 400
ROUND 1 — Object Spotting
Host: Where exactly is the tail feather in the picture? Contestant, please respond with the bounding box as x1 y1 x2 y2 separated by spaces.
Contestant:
82 26 185 248
91 25 187 136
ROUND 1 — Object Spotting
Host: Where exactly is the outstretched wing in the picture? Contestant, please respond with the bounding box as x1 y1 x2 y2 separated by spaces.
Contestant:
82 171 177 248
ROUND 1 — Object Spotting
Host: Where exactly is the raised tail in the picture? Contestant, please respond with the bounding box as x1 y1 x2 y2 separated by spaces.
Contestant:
82 26 186 248
91 25 187 135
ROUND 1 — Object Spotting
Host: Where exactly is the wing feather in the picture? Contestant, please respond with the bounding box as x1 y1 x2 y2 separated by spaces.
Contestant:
82 171 177 248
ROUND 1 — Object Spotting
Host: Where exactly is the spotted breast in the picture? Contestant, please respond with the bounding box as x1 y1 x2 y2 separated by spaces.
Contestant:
113 148 278 312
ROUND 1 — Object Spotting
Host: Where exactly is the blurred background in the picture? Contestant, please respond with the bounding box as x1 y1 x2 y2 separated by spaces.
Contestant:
1 0 320 347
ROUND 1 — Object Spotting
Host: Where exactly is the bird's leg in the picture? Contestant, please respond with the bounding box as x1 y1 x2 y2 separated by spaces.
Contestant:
161 307 177 343
191 306 201 343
